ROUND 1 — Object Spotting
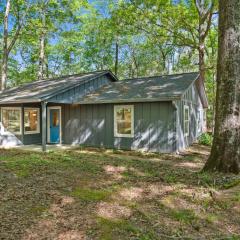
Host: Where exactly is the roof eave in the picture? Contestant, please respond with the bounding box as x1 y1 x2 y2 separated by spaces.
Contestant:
73 96 181 105
0 99 42 104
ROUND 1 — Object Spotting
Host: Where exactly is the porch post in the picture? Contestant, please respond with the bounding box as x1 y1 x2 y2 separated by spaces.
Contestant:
41 101 47 151
21 104 24 144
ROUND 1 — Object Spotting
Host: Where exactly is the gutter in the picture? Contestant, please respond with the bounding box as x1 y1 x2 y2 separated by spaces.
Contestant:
0 99 42 104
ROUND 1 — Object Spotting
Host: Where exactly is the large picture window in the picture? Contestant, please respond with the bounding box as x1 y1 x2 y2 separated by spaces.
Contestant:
184 105 190 137
24 108 40 134
1 107 22 134
114 105 134 137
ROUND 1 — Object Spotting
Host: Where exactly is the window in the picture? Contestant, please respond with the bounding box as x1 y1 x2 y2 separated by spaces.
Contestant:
184 105 190 137
197 109 201 133
52 111 59 127
24 108 40 134
1 107 22 134
114 105 134 137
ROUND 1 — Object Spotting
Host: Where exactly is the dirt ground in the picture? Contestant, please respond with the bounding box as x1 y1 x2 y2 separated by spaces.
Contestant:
0 144 239 240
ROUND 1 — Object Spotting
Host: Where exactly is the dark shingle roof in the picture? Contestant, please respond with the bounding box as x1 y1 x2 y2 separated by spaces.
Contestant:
74 72 200 104
0 70 117 104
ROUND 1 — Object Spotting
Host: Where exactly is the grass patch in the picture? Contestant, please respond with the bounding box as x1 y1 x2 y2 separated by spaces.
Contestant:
171 209 197 224
2 153 51 177
197 172 215 187
223 178 240 189
164 173 178 183
28 206 48 215
97 217 155 240
205 213 219 223
71 188 111 202
233 193 240 202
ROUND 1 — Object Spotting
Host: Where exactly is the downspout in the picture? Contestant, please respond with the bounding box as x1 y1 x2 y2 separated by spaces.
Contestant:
21 104 24 144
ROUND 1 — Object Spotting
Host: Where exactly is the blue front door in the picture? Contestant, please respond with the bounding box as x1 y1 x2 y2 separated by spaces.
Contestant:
49 108 60 143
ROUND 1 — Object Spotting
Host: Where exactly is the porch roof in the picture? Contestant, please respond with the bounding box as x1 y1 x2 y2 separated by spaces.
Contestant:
0 70 117 104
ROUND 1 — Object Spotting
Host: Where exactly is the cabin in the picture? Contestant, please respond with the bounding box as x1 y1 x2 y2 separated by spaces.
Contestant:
0 70 208 152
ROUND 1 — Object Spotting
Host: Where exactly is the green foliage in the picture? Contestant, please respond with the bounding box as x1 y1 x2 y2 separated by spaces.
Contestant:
1 0 218 126
198 133 213 146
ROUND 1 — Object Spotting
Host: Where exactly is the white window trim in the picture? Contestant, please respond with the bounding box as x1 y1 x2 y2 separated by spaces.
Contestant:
184 105 190 137
114 105 134 138
24 108 40 135
1 107 22 135
47 106 62 144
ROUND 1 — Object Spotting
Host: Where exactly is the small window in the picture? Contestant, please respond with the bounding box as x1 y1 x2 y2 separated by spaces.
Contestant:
52 111 59 127
24 108 40 134
114 105 134 137
197 109 201 133
1 107 22 134
184 105 190 137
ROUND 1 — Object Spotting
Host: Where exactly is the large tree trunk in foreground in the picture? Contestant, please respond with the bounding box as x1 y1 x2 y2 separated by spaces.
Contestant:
204 0 240 174
1 0 11 91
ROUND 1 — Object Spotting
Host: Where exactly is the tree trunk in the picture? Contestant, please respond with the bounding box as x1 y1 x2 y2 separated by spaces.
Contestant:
195 0 214 83
198 38 205 83
114 40 119 76
38 7 46 80
1 0 11 91
203 0 240 174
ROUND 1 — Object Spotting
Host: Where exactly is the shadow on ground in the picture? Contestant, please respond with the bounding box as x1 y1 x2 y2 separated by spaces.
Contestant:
0 144 239 240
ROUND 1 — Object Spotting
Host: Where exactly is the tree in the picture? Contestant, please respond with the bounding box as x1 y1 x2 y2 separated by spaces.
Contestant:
195 0 215 83
1 0 11 90
38 0 48 80
204 0 240 174
1 0 30 90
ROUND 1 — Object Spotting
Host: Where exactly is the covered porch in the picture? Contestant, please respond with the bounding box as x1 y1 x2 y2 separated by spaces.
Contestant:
0 101 65 151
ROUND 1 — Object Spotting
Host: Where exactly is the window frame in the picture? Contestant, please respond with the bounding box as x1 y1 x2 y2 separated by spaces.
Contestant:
114 105 134 138
24 108 40 135
1 107 22 135
184 105 190 137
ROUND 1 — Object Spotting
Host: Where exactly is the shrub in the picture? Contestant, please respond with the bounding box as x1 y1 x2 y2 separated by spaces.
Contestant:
198 133 213 146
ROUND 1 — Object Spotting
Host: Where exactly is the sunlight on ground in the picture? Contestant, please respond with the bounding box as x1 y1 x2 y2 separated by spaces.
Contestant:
117 187 144 201
103 165 126 180
96 202 132 220
0 144 239 239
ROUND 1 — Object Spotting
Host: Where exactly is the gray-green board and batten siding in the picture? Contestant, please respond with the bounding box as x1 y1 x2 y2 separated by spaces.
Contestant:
61 102 176 153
